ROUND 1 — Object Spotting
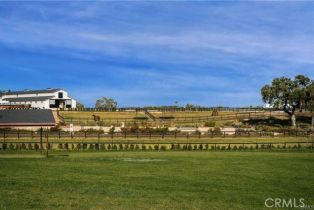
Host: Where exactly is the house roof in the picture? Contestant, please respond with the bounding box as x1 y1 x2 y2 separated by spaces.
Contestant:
3 96 54 102
0 88 61 96
0 109 56 126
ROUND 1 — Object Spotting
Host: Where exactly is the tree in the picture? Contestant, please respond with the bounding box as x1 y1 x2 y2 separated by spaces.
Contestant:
305 82 314 130
261 75 312 128
95 97 118 110
76 101 85 109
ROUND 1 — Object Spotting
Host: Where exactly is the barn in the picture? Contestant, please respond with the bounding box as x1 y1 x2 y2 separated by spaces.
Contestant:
0 88 76 109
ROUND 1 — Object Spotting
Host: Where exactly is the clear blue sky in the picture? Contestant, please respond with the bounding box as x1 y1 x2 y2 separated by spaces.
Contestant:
1 2 314 107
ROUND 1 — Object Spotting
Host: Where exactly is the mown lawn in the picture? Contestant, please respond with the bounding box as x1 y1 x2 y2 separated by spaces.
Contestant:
0 151 313 210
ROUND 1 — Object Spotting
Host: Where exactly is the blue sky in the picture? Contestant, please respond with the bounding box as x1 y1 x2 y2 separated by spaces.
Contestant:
1 2 314 107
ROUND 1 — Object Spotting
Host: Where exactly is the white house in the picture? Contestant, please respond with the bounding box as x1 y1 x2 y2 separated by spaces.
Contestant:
0 88 76 109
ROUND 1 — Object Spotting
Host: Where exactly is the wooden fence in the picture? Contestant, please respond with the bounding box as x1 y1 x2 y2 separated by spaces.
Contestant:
1 130 314 142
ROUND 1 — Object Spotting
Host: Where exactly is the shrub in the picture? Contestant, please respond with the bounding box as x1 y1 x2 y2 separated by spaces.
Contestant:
9 143 15 150
160 145 167 151
28 143 33 150
2 143 7 150
77 143 81 150
297 144 301 149
171 144 175 150
193 145 197 150
154 145 159 150
233 145 237 150
14 144 19 150
148 145 153 150
100 144 105 150
135 145 140 150
21 143 26 150
211 146 215 150
183 145 187 150
130 144 135 150
221 146 226 150
124 144 129 150
64 143 68 150
95 143 99 150
88 144 94 150
187 144 192 150
176 144 181 150
255 144 259 149
216 145 220 150
82 143 87 149
205 144 209 150
249 145 254 150
204 121 215 127
198 144 203 150
71 144 74 150
107 144 112 150
58 143 63 149
238 145 243 150
119 144 123 150
34 143 39 150
141 145 146 150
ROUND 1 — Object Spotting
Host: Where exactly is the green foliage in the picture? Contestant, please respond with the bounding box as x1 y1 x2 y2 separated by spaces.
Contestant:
154 145 159 150
204 121 216 127
76 101 85 109
160 145 167 151
261 75 313 127
95 97 118 110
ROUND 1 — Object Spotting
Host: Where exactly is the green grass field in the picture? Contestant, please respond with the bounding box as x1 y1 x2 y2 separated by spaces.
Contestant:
0 151 313 210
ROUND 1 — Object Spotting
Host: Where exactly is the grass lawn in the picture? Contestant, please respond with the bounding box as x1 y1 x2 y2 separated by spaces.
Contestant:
0 151 313 210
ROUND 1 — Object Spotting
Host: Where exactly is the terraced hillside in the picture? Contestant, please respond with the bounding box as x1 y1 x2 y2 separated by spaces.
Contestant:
57 109 291 127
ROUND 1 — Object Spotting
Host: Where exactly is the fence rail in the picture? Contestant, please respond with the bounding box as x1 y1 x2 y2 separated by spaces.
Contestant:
60 107 278 112
1 130 314 142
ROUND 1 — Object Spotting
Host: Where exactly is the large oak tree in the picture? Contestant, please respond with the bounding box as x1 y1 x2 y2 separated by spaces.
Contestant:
261 75 312 128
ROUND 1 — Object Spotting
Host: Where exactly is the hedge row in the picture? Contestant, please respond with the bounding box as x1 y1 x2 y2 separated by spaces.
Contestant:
0 143 312 151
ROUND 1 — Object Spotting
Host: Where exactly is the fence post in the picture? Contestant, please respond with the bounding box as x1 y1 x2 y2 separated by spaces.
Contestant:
40 127 43 154
46 128 49 158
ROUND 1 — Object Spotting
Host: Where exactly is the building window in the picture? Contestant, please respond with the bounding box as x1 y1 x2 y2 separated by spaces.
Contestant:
58 92 63 98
